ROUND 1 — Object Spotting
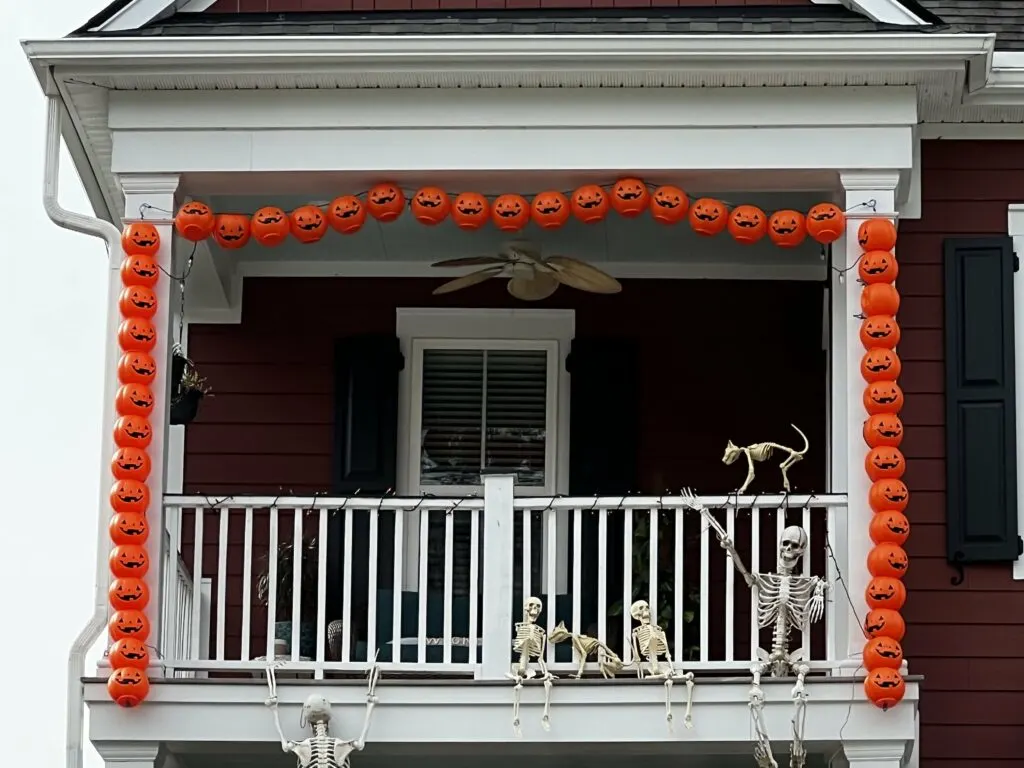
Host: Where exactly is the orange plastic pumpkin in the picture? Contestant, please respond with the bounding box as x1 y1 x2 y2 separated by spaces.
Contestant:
861 348 902 383
863 413 904 449
689 198 728 236
108 637 150 671
491 194 530 232
109 577 150 612
858 218 897 252
570 185 609 224
864 576 907 611
410 187 451 226
117 317 157 353
858 250 899 284
120 254 160 288
174 202 215 242
110 544 150 579
212 214 251 249
107 667 150 708
649 185 688 225
867 543 909 580
768 210 807 248
121 223 160 257
863 636 904 671
289 205 327 244
863 380 904 415
251 207 290 247
451 193 490 231
869 479 909 513
806 202 846 245
109 511 149 546
861 283 900 316
865 446 906 482
111 447 151 482
864 667 905 710
118 286 158 319
869 510 911 546
864 608 906 641
117 352 157 386
113 415 153 449
530 191 570 230
109 609 151 642
110 479 150 515
609 178 649 218
326 196 366 235
366 183 405 222
859 315 901 350
727 205 767 245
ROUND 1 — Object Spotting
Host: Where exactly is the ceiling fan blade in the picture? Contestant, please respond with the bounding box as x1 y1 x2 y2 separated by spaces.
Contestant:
431 266 503 295
430 256 508 268
545 255 623 294
507 270 559 301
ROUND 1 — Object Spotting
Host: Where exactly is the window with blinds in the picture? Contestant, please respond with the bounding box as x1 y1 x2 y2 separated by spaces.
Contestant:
418 347 550 488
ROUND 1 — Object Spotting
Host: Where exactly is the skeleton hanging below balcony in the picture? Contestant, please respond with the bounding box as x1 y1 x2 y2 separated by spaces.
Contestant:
681 489 828 768
629 599 695 732
507 596 556 736
265 656 380 768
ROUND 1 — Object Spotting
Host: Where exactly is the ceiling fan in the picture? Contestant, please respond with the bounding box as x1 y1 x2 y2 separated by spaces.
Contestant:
430 241 622 301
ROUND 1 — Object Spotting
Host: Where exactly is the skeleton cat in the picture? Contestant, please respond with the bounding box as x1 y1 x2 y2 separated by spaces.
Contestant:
548 621 624 678
723 424 809 494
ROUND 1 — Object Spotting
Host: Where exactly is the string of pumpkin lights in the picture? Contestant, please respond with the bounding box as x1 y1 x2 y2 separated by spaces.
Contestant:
857 217 910 711
138 179 852 251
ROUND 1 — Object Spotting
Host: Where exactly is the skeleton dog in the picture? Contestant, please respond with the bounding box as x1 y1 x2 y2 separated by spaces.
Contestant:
681 489 827 768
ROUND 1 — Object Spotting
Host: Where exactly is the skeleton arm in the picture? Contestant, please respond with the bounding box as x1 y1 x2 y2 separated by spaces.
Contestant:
265 697 296 753
352 659 382 750
680 489 756 588
631 632 643 677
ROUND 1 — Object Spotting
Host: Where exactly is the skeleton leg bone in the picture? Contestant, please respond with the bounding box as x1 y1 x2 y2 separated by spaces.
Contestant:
541 675 554 731
739 451 756 494
681 672 695 730
789 663 810 768
510 676 524 738
664 677 674 733
749 662 777 768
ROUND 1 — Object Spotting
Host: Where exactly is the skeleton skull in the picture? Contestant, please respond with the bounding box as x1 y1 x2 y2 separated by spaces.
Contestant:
779 526 808 571
523 596 542 623
629 599 651 623
301 694 332 725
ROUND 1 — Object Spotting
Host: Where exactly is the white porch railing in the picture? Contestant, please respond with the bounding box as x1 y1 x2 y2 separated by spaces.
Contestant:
160 479 847 678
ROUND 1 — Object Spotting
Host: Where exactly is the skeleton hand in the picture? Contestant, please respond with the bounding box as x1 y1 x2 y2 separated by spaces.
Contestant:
266 695 278 707
808 583 825 625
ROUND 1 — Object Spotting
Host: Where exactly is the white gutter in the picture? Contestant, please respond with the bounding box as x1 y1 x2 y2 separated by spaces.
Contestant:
43 92 122 768
22 33 995 71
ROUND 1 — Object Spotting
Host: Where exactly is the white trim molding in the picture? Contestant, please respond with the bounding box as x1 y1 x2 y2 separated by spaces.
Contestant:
1007 204 1024 580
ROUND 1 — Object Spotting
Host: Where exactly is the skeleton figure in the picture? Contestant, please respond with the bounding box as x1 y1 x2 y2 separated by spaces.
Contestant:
507 596 557 736
548 620 624 679
265 658 380 768
630 599 695 732
722 424 810 495
682 489 827 768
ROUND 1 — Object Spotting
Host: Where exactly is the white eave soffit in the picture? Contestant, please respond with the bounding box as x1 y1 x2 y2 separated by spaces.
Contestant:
91 0 928 32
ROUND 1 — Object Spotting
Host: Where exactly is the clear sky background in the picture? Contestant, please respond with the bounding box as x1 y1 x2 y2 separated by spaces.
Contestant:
4 6 108 766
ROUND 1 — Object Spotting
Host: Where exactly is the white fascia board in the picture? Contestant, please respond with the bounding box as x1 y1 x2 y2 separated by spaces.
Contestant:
21 33 995 73
969 52 1024 106
91 0 183 32
841 0 927 25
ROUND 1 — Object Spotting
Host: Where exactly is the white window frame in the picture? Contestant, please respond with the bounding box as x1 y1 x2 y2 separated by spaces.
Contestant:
396 308 575 590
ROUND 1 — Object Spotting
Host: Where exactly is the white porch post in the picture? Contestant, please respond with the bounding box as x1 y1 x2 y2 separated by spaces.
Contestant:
1008 204 1024 580
479 473 515 679
118 173 181 673
835 172 901 662
842 741 908 768
94 743 163 768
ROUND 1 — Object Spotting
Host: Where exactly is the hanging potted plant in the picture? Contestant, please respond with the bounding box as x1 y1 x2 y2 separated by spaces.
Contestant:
255 533 320 659
169 347 211 426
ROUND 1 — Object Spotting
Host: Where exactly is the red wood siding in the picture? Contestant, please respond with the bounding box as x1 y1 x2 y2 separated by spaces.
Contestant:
899 140 1024 766
207 0 809 11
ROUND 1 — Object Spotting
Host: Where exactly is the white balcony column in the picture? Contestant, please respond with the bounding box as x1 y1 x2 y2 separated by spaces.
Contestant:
94 742 164 768
117 173 182 674
842 741 908 768
834 172 901 663
479 473 515 680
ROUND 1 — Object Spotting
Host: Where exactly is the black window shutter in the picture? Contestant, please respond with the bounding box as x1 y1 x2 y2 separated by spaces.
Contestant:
328 335 403 630
943 237 1020 563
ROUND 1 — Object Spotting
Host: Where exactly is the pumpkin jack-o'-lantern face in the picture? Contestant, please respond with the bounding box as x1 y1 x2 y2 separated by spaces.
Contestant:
867 543 909 580
213 214 251 249
109 638 150 671
252 207 290 247
863 608 905 641
869 510 910 546
649 185 688 225
531 191 570 230
117 317 157 353
610 178 649 218
121 223 160 257
862 413 903 448
864 380 904 415
110 609 150 641
120 254 160 288
768 210 807 248
366 183 405 222
859 315 901 349
174 202 215 242
110 479 150 515
289 205 328 244
858 250 899 284
727 205 767 244
571 185 610 224
451 192 490 231
865 446 906 481
864 576 906 610
118 286 158 318
112 447 151 482
689 198 728 237
864 667 907 710
863 636 904 670
410 187 451 226
113 415 153 449
118 352 157 386
110 511 149 545
109 577 149 611
110 544 150 578
805 203 846 244
491 194 530 232
860 348 901 383
869 479 909 513
108 666 150 708
326 196 366 235
858 218 898 252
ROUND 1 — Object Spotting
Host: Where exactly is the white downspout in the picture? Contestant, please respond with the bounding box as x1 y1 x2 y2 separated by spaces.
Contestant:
43 89 123 768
